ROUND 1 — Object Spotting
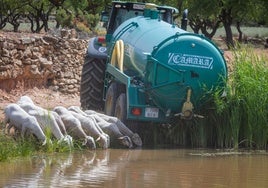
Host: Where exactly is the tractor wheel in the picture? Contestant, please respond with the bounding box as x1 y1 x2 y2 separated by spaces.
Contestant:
80 56 105 111
114 93 127 123
104 82 120 116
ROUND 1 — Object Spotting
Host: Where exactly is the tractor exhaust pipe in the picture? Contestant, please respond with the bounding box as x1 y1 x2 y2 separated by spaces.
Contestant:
181 9 188 31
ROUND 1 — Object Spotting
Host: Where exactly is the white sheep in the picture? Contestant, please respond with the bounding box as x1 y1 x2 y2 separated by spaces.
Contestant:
68 106 110 139
85 109 142 147
91 114 133 148
17 96 73 147
68 110 110 149
4 103 47 145
53 106 96 149
68 106 134 148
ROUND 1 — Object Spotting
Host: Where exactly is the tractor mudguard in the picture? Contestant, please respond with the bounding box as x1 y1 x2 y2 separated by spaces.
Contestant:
86 37 108 59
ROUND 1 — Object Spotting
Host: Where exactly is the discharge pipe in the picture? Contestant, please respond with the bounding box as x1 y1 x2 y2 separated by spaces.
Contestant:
111 40 124 71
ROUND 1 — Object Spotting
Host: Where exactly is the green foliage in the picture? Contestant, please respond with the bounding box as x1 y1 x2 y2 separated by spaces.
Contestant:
55 8 75 28
1 0 268 35
55 0 100 32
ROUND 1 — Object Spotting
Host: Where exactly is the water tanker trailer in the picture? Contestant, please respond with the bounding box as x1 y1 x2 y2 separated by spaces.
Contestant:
80 2 227 124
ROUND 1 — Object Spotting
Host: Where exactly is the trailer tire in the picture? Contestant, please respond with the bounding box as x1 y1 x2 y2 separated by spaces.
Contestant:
80 56 105 111
115 93 139 133
104 82 119 116
114 93 127 123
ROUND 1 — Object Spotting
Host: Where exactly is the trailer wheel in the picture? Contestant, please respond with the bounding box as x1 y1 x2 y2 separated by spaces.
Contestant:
115 93 140 133
114 93 127 123
80 56 105 111
104 82 119 116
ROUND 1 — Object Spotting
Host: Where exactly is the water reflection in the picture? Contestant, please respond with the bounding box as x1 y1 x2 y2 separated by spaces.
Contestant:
0 149 268 188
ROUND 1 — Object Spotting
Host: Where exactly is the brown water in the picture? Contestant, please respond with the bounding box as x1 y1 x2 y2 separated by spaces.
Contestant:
0 149 267 188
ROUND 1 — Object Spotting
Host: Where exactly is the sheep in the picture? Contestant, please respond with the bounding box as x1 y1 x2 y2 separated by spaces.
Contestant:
17 96 73 147
68 110 110 149
90 114 133 148
4 103 47 145
85 109 142 147
67 106 110 139
51 111 68 136
68 106 135 148
53 106 96 149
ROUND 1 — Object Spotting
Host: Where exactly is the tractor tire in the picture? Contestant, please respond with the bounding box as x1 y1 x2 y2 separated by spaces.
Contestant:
80 56 106 111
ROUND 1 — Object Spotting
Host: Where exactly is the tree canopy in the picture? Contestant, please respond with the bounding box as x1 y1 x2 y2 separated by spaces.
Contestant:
0 0 267 47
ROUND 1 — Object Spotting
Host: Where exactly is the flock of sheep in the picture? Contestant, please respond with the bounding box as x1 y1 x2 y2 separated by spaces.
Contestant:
3 96 142 149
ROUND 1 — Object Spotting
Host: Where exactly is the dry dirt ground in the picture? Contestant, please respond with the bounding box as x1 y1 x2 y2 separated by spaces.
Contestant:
0 87 80 121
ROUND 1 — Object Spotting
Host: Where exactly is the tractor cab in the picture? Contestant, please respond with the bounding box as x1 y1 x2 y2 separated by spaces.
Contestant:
101 1 178 43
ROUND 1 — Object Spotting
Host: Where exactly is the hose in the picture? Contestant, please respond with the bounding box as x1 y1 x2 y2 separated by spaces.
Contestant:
111 40 124 71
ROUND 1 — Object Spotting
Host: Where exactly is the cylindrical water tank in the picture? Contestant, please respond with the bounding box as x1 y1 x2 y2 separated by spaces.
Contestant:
110 12 227 113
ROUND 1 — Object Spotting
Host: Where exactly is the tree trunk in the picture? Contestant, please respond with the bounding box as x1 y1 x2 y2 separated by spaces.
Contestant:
223 22 234 48
0 17 7 29
9 14 20 32
200 20 221 39
220 8 234 49
189 18 201 34
236 21 243 42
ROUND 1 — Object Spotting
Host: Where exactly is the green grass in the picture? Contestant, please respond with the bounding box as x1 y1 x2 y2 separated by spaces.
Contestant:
0 121 74 162
0 130 38 161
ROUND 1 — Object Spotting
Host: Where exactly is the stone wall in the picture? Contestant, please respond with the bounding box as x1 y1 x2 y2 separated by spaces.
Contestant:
0 31 88 94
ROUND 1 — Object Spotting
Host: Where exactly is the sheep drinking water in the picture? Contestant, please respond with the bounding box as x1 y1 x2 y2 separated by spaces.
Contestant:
68 106 140 148
68 110 110 149
4 103 47 145
53 106 96 149
84 109 142 147
17 96 73 147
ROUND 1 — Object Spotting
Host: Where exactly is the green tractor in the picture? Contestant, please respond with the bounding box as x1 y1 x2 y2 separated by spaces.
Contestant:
80 1 227 125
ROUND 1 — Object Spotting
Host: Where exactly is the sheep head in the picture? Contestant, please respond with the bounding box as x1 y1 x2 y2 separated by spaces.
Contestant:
131 133 142 147
118 136 133 148
83 136 96 149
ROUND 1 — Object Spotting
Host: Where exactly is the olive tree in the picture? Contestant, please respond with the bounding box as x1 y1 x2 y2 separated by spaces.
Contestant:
187 0 268 48
0 0 11 29
0 0 28 31
25 0 55 33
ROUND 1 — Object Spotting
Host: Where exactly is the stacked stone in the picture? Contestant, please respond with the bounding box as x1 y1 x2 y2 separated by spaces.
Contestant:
0 31 88 94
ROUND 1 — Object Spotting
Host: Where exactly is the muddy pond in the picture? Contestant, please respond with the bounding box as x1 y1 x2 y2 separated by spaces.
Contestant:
0 149 267 187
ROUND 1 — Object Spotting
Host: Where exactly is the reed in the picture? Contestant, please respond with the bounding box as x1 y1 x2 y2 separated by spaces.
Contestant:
211 47 268 149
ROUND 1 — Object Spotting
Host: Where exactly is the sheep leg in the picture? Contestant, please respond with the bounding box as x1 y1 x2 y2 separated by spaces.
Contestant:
21 124 27 139
6 123 13 134
52 111 68 135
